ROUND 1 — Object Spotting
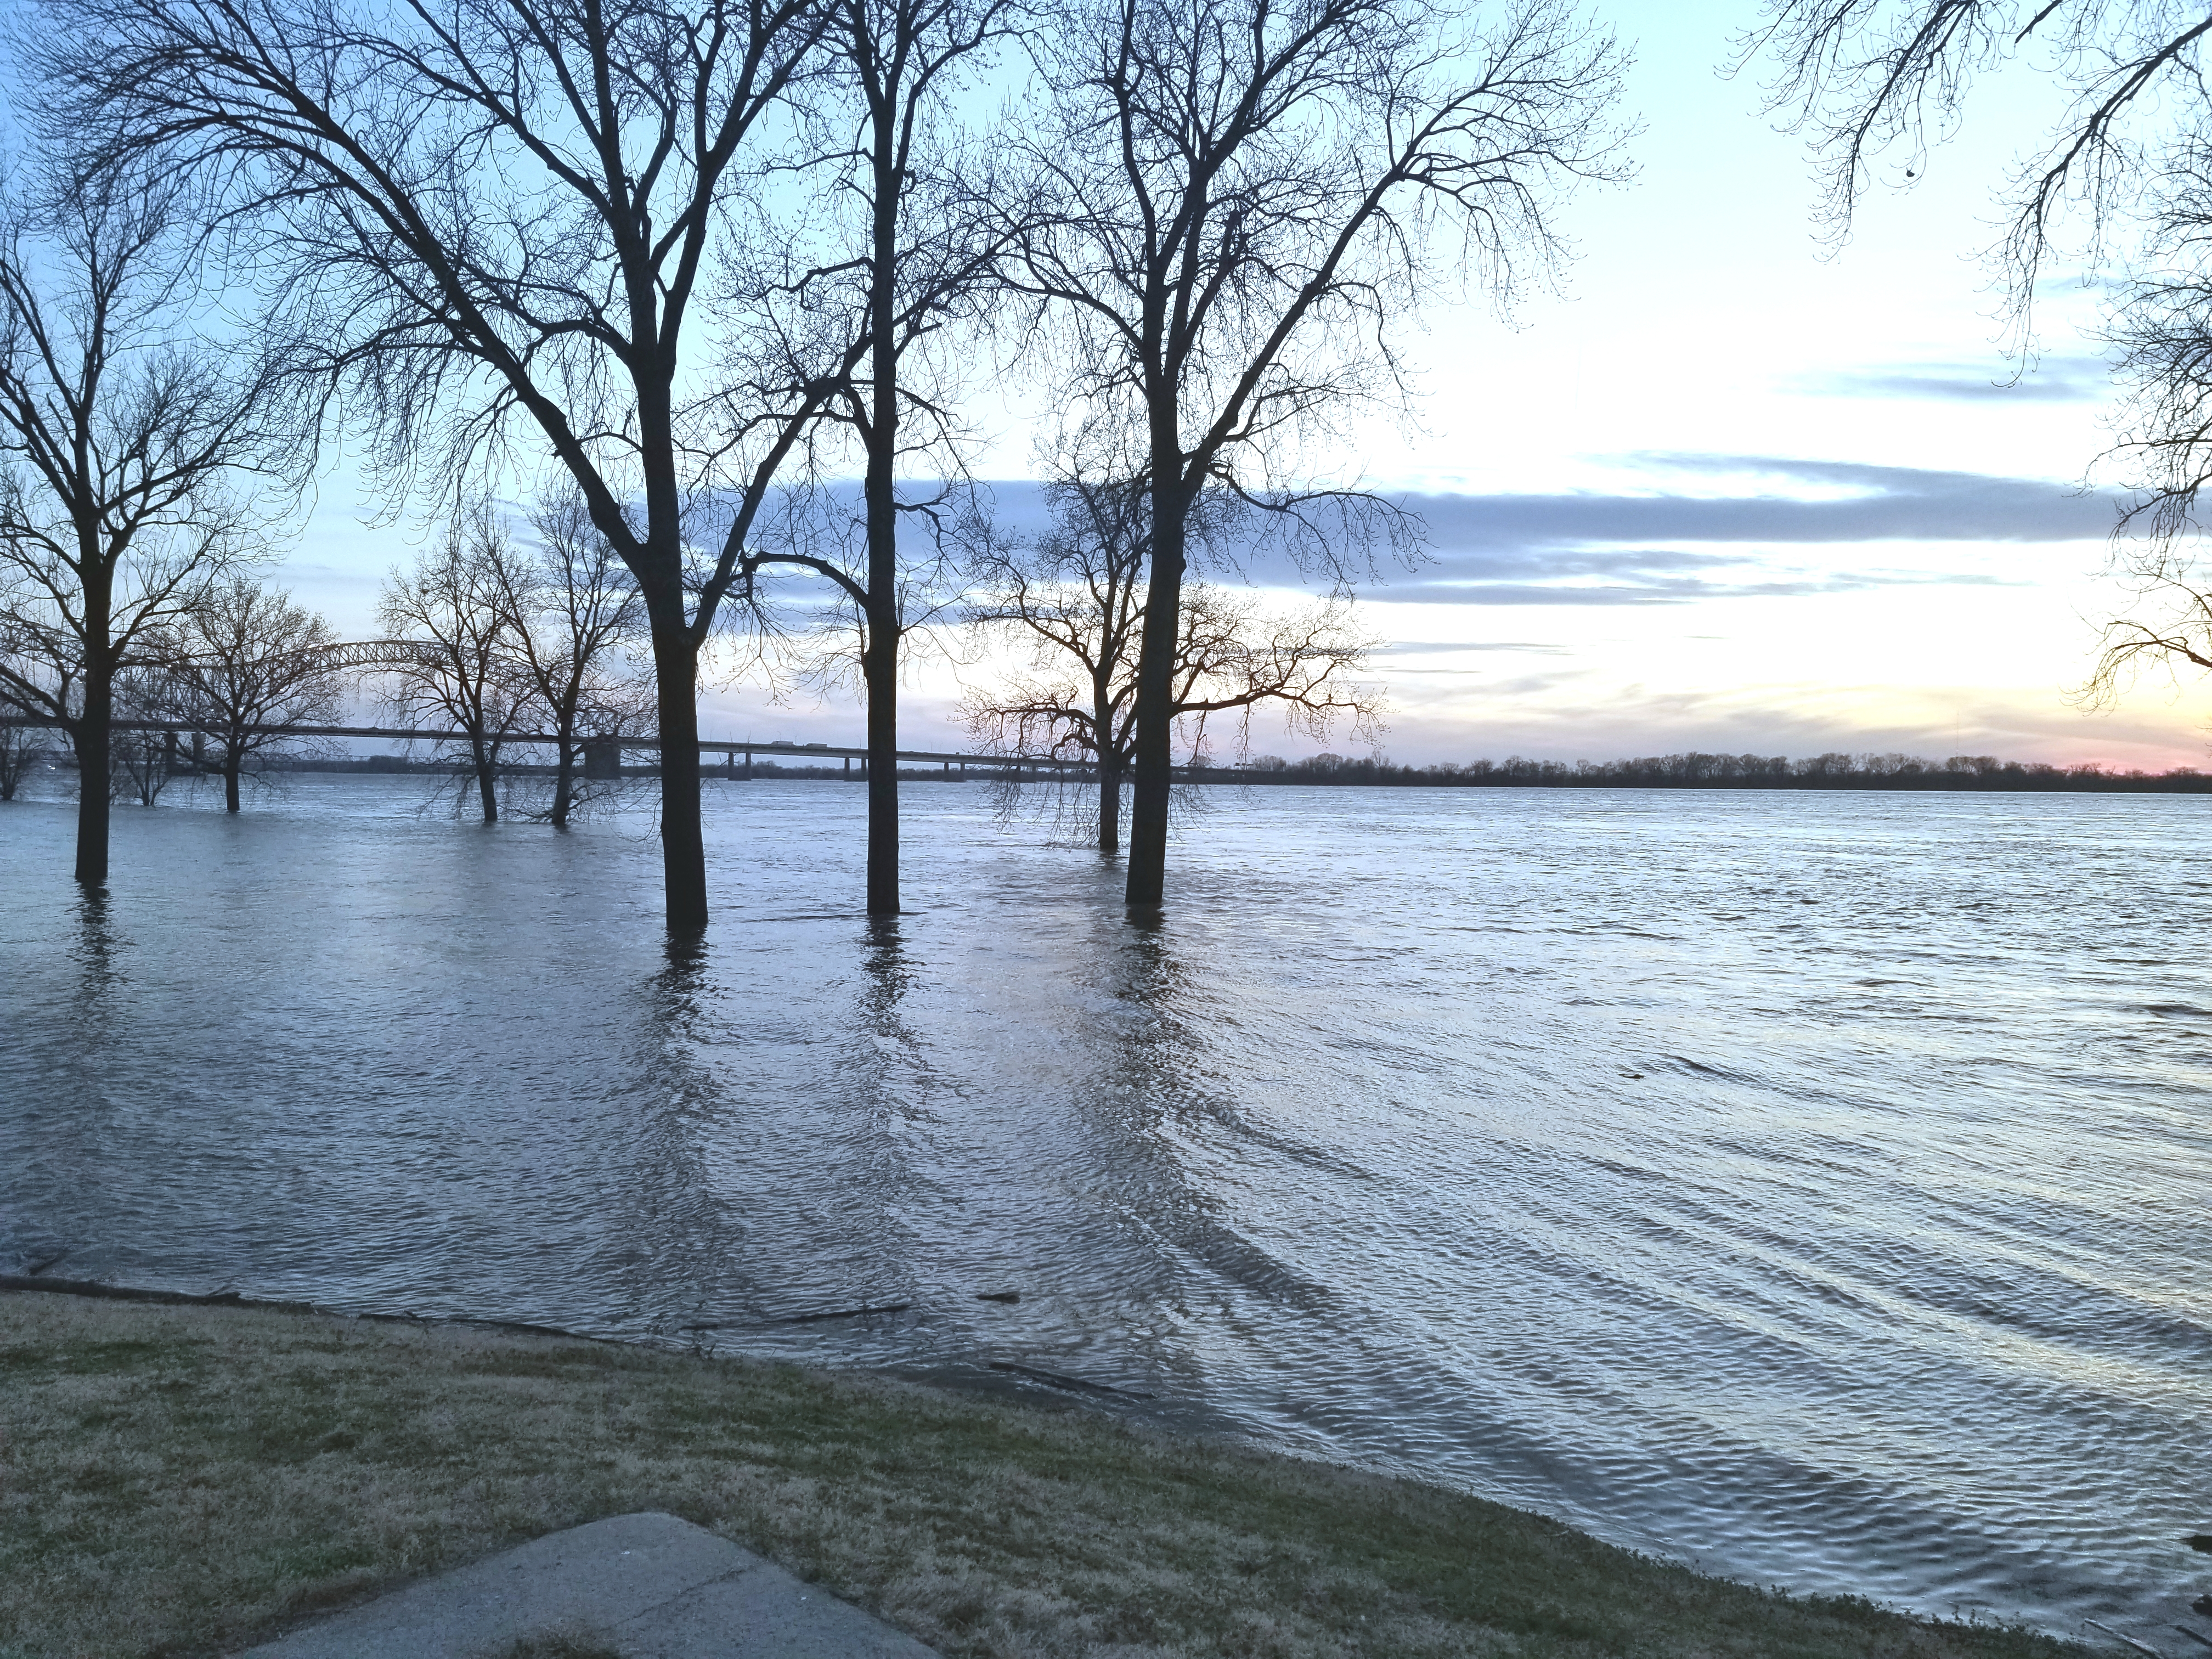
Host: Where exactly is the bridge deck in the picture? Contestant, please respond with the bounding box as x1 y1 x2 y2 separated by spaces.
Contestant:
2 716 1122 771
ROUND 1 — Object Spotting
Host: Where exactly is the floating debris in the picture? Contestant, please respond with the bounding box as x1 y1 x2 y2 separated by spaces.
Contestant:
772 1302 912 1325
975 1290 1021 1304
2188 1536 2212 1555
679 1301 913 1332
2170 1627 2212 1653
2085 1617 2165 1657
989 1361 1154 1398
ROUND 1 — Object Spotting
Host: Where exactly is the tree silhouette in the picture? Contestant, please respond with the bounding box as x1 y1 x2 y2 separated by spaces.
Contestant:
1001 0 1626 905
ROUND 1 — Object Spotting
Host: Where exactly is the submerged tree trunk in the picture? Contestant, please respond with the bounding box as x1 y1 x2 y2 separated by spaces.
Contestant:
1098 754 1122 854
1092 662 1122 855
861 130 901 919
223 753 241 812
73 580 115 883
1124 474 1187 907
652 616 708 934
471 734 498 823
864 611 898 914
72 661 112 885
551 736 577 828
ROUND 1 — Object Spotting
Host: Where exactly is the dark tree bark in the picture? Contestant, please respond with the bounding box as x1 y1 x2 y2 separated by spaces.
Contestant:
37 0 839 932
1002 0 1626 906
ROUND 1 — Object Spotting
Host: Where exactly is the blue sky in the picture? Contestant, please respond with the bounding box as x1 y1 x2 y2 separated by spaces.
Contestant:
274 2 2206 769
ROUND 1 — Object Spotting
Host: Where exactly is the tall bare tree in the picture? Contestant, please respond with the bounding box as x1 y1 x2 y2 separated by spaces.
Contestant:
379 510 534 823
163 575 346 811
966 474 1381 850
1003 0 1626 905
735 0 1022 914
0 170 289 882
38 0 843 931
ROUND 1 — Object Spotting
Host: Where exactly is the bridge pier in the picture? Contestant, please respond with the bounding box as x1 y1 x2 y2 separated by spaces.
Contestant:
583 738 622 780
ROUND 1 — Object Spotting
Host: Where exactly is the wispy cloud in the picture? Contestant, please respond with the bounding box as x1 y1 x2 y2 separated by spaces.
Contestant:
1369 640 1570 655
957 458 2115 608
1799 354 2113 404
1402 455 2115 549
1365 455 2112 606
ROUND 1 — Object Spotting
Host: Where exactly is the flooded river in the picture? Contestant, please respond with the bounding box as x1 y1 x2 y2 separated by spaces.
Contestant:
2 774 2205 1637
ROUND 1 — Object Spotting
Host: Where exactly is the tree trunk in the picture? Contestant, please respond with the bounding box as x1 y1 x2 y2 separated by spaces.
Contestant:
1093 667 1121 855
861 126 901 918
864 607 898 914
223 755 241 812
471 733 498 823
71 665 112 885
652 618 708 933
1124 474 1187 907
550 700 577 828
1098 754 1121 854
551 740 575 828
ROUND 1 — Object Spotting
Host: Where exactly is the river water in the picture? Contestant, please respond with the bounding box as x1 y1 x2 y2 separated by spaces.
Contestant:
2 774 2205 1637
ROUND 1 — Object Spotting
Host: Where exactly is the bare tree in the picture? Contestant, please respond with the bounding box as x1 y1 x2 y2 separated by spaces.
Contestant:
0 720 41 798
379 510 534 823
162 575 345 811
1002 0 1627 905
0 170 291 882
735 0 1023 915
964 473 1146 847
38 0 847 932
966 473 1383 850
0 627 50 798
109 665 182 806
493 487 651 828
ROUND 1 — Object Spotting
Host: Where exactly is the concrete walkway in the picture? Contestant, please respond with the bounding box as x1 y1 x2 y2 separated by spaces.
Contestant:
234 1512 941 1658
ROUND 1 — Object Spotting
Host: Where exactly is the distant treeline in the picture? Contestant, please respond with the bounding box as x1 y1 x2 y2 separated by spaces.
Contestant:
61 748 2211 793
1222 751 2212 792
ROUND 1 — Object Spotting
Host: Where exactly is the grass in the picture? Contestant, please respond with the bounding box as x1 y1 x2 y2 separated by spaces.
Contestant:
0 1289 2087 1659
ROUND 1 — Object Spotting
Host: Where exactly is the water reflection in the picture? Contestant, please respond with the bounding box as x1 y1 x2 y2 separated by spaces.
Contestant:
67 888 123 995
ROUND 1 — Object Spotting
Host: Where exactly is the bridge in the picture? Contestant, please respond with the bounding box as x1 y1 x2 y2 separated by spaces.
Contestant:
2 637 1156 777
0 715 1141 780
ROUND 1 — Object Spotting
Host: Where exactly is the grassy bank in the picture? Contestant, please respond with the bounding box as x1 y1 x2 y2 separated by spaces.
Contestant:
2 1289 2083 1659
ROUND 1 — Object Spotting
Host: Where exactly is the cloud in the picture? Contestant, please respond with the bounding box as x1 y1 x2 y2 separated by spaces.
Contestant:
1370 640 1569 654
1401 455 2117 549
1356 455 2108 606
926 458 2114 610
1801 354 2113 403
1398 571 2022 606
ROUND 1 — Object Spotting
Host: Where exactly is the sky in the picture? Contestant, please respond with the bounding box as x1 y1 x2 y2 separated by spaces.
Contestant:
271 1 2212 771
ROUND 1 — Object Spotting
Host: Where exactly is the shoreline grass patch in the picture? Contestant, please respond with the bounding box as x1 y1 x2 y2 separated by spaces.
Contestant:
0 1289 2085 1659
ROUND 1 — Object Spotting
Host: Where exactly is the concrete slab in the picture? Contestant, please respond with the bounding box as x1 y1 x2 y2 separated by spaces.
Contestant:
233 1511 940 1658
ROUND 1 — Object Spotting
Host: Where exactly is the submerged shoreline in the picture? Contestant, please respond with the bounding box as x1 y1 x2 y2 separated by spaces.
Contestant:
1 1285 2091 1659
